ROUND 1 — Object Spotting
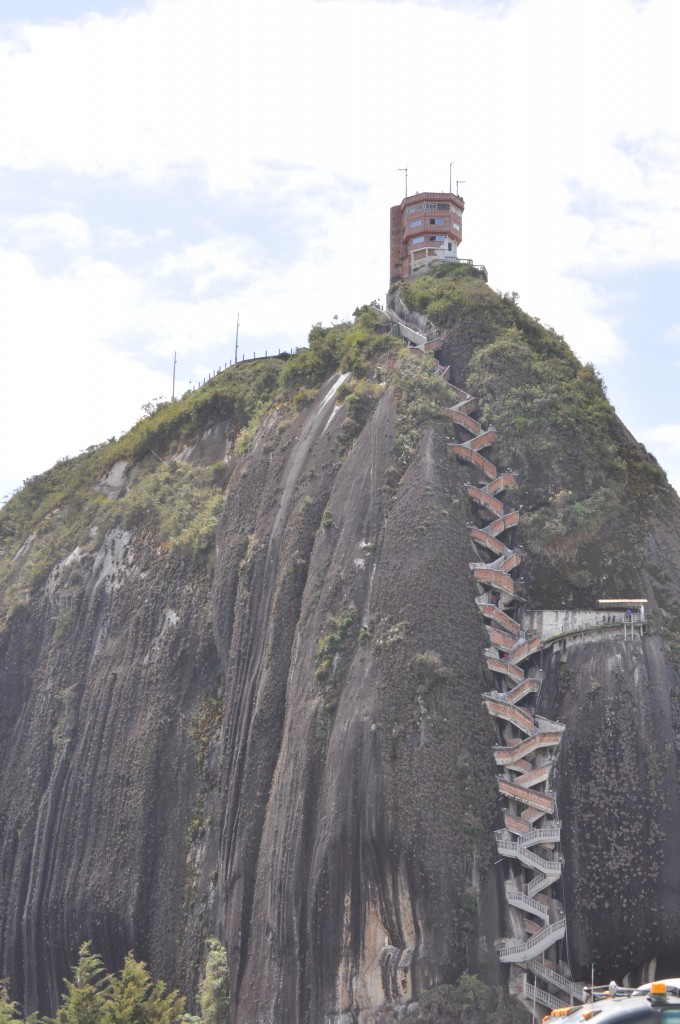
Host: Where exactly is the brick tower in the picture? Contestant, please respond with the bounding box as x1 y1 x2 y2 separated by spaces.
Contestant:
390 191 465 284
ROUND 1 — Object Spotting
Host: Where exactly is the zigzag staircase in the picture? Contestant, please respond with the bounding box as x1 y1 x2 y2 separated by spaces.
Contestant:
385 298 583 1015
385 309 451 380
444 379 582 1015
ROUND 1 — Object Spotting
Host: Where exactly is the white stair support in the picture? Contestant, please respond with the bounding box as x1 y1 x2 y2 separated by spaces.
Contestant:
527 959 585 1002
498 920 567 962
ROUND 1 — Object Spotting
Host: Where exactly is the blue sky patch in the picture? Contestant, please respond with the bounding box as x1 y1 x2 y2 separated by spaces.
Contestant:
0 0 142 27
576 264 680 441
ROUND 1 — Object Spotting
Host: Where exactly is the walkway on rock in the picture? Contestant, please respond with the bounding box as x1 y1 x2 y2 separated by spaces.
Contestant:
444 376 580 1013
386 296 585 1015
384 309 451 380
436 368 585 1007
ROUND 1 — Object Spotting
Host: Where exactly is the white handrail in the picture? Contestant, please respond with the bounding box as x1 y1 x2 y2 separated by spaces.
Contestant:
498 920 566 962
495 839 562 875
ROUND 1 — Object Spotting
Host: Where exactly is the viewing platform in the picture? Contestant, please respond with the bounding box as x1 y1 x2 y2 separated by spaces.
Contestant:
409 250 488 279
521 602 649 649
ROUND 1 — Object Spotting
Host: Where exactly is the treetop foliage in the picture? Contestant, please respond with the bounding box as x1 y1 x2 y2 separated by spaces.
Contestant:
0 945 187 1024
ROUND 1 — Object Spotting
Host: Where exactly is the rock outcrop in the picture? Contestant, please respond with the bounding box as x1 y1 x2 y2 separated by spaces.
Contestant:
1 275 680 1022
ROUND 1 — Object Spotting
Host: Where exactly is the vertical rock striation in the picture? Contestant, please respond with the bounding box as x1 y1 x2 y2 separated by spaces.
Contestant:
2 275 680 1021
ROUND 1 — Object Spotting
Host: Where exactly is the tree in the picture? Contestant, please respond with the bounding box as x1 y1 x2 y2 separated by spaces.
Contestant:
418 973 494 1024
102 955 183 1024
57 943 109 1024
198 941 229 1024
0 980 22 1024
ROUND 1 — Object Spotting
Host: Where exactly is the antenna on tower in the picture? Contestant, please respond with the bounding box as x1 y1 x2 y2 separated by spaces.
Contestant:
456 179 466 195
398 166 408 198
171 350 177 400
235 312 240 365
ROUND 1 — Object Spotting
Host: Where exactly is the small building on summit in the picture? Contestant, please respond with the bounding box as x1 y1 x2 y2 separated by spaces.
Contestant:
390 191 465 284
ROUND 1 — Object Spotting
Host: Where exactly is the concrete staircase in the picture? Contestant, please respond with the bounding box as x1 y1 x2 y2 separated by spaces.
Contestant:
446 377 582 1015
384 309 451 380
386 295 584 1016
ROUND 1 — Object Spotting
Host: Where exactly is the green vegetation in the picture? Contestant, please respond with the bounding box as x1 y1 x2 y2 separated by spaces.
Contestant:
0 305 407 624
102 955 183 1024
56 942 109 1024
0 943 185 1024
336 378 383 446
0 359 285 620
400 262 491 324
315 605 358 681
408 651 453 730
190 690 224 788
0 984 23 1024
280 303 398 392
418 972 526 1024
186 689 225 848
3 264 664 617
197 940 229 1024
400 266 669 605
384 345 459 479
3 359 282 548
466 327 623 505
0 291 462 631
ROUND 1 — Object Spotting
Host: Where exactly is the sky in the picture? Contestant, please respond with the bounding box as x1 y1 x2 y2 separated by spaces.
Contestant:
1 0 680 502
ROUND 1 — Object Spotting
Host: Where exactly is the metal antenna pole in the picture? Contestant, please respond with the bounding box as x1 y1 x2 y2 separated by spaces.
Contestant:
456 179 466 195
449 162 453 194
172 350 177 400
235 313 240 365
398 167 408 198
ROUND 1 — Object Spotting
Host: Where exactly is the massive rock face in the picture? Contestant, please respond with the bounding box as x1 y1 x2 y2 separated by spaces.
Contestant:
0 522 221 1011
545 631 680 981
205 381 501 1022
2 275 680 1021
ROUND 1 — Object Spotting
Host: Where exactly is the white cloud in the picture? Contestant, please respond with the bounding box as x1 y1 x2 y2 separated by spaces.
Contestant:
100 225 171 249
0 247 168 494
3 209 91 257
664 324 680 343
1 0 680 498
155 237 258 293
638 424 680 496
644 425 680 446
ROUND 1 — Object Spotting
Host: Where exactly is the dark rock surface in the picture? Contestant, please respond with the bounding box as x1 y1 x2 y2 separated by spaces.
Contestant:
0 371 504 1022
0 526 220 1011
3 278 680 1021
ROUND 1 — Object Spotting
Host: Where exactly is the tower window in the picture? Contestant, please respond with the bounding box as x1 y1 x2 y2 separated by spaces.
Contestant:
409 219 422 228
